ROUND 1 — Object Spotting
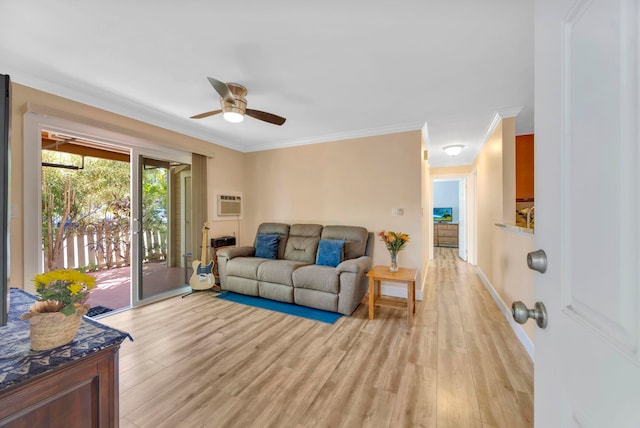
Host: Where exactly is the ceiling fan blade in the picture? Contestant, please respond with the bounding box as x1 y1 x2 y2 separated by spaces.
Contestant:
207 77 236 106
190 109 222 119
245 109 286 126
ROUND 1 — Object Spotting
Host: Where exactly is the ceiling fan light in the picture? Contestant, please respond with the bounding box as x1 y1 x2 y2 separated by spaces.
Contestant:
443 145 464 156
223 111 244 123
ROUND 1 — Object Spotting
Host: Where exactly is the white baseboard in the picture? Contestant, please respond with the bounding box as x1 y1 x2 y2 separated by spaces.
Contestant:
476 267 535 361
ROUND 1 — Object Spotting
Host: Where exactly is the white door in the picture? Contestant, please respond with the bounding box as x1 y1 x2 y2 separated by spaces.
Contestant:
458 177 467 261
534 0 640 426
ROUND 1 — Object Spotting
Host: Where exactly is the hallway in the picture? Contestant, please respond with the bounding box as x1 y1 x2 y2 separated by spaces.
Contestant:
425 247 533 426
102 247 533 427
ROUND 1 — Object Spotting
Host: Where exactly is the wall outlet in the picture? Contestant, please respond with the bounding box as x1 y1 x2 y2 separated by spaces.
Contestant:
392 208 404 216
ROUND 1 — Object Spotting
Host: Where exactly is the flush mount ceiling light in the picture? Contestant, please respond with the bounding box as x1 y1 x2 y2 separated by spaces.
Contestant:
443 145 464 156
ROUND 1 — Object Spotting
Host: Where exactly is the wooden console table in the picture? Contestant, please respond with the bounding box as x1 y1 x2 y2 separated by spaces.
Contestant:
367 266 417 326
0 288 131 427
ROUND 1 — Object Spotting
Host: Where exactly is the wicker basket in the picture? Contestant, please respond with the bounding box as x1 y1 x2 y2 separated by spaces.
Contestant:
28 311 82 351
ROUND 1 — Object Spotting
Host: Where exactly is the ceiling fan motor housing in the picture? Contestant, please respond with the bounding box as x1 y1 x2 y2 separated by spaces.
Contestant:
221 83 248 115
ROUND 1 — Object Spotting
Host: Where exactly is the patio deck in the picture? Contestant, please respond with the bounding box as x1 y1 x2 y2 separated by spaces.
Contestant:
86 262 188 312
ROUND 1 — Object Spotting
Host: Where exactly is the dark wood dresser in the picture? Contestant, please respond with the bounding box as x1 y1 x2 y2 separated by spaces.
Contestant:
0 288 131 427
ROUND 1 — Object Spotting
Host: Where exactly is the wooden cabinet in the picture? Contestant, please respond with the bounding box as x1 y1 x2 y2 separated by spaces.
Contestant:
434 223 459 247
1 289 129 428
0 345 121 427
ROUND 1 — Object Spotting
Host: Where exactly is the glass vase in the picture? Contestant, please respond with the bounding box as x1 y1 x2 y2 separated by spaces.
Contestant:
389 251 399 272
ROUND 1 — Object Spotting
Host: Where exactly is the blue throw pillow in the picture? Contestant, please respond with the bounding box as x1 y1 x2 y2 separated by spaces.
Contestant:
316 239 345 267
255 234 279 259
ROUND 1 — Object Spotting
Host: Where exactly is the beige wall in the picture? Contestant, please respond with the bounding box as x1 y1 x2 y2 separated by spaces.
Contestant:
430 165 474 176
9 83 244 287
9 84 429 295
207 146 247 240
421 143 432 281
502 119 516 222
475 121 504 282
244 131 426 293
492 227 535 340
474 118 535 344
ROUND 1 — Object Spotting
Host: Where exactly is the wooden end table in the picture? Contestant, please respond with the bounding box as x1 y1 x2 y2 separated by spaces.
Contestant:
366 265 417 326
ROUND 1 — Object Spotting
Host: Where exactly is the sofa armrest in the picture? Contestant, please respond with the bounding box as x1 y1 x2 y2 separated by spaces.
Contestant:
336 256 372 274
217 246 255 260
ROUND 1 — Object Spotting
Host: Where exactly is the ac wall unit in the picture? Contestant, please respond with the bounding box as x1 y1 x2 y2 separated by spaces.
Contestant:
217 194 241 216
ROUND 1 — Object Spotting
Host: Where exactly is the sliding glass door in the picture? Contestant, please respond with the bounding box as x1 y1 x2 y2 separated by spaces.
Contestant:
132 154 192 304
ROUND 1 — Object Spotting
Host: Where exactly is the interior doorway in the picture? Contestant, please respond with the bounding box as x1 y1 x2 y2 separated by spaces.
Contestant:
432 177 468 261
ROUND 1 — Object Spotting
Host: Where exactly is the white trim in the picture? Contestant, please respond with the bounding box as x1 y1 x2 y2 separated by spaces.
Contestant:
421 122 430 149
476 266 535 361
23 111 192 304
431 173 473 264
497 106 524 119
8 66 239 151
245 121 426 153
25 105 191 163
476 107 524 157
9 65 425 153
467 169 478 265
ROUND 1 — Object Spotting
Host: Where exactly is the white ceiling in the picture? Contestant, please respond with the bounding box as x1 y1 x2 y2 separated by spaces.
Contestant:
0 1 533 167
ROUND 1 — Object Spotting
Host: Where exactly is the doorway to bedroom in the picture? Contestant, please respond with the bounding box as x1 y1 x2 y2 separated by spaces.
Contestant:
432 177 468 262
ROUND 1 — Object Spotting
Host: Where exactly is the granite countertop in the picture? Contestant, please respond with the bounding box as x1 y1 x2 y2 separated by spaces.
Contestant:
0 288 132 390
495 222 535 235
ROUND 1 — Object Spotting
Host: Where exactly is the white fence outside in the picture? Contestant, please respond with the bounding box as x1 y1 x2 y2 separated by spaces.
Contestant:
43 226 167 272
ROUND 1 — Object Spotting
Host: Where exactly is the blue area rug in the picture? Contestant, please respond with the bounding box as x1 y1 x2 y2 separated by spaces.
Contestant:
216 291 342 324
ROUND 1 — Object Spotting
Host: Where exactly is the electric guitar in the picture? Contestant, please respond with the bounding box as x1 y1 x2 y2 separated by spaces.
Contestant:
189 222 214 290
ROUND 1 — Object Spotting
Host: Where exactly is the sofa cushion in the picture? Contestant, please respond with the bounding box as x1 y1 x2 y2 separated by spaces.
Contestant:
224 276 259 296
294 288 338 313
259 281 294 303
258 259 310 286
256 223 290 259
321 225 369 260
316 239 344 267
255 233 279 259
293 265 340 294
284 224 323 263
226 257 268 280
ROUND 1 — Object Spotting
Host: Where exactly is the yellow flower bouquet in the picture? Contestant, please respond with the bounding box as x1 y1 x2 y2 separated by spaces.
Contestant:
378 231 410 272
378 230 410 254
32 269 96 316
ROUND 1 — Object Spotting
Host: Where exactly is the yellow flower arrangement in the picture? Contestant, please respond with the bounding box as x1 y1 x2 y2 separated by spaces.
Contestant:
32 269 96 316
378 230 410 254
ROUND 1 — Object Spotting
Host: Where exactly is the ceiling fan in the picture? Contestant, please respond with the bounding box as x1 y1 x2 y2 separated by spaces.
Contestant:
190 77 286 126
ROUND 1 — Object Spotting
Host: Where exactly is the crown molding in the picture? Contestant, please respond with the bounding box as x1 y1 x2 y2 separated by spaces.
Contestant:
245 121 425 152
8 64 425 154
497 106 523 119
3 60 244 151
478 106 524 152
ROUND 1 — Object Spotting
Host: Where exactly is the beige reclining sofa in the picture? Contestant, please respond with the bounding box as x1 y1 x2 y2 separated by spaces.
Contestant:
216 223 373 315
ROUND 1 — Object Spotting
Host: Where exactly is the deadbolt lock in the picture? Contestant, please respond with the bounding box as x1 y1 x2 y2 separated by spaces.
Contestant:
527 249 547 273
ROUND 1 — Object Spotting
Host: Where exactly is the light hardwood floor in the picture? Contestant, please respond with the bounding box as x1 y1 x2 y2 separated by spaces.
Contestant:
102 248 533 427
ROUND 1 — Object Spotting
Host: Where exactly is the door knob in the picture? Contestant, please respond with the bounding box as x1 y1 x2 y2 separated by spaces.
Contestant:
512 301 548 329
